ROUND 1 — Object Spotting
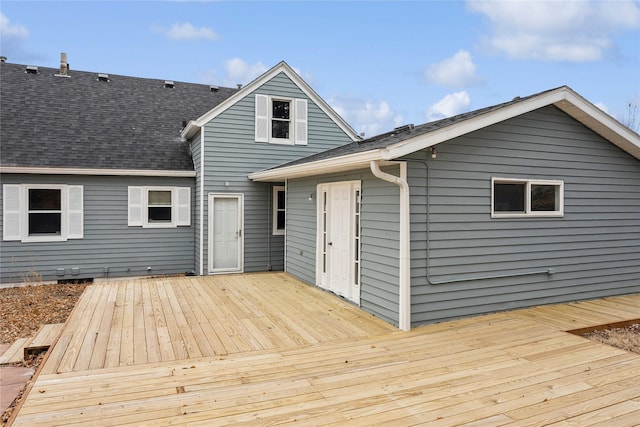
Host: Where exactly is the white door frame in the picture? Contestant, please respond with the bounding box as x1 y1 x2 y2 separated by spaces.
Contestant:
208 193 244 274
315 181 361 305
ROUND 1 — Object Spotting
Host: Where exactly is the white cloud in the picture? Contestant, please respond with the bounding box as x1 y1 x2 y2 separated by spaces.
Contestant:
0 13 28 39
467 0 640 61
155 22 218 41
198 58 268 87
224 58 268 85
329 94 404 137
425 50 480 87
426 91 471 122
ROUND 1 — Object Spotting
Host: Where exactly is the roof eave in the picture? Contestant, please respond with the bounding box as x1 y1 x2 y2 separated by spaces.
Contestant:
0 166 196 177
382 87 640 161
248 150 383 182
251 86 640 182
181 120 200 140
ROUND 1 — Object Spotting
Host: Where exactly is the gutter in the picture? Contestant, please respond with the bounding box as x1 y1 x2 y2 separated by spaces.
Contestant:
0 166 196 177
369 160 411 331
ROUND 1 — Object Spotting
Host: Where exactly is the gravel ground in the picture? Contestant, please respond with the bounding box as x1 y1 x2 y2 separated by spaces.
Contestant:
582 323 640 354
1 282 87 425
0 283 87 345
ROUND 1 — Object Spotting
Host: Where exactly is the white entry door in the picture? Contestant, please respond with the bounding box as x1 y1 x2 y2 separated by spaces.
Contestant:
316 181 361 304
209 194 243 273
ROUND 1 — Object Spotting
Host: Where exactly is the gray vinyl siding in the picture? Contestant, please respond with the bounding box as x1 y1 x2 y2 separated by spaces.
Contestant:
406 105 640 325
0 174 195 284
286 167 401 326
200 72 353 274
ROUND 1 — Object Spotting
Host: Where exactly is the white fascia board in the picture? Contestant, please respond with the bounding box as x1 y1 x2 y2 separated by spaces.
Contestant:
382 88 572 160
248 150 383 181
554 91 640 159
382 87 640 161
0 167 196 177
183 61 360 142
181 120 199 140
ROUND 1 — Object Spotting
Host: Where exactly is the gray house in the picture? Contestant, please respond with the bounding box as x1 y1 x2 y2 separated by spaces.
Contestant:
2 56 639 330
250 87 640 330
0 58 357 284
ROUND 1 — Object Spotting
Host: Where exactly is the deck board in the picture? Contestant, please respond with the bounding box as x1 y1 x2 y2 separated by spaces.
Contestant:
10 273 640 426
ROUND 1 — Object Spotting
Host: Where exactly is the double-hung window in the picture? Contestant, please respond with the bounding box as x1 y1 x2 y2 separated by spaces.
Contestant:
3 184 84 242
273 186 285 235
491 178 564 218
255 94 307 145
128 186 191 228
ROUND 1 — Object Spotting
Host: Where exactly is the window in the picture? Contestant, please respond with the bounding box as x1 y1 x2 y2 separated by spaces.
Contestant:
28 188 62 235
273 186 285 235
128 186 190 228
3 184 83 242
147 190 172 223
492 178 564 218
255 94 307 145
271 100 291 140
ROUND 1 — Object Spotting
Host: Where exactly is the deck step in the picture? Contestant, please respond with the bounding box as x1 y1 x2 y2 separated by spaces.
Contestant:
24 323 65 357
0 337 34 365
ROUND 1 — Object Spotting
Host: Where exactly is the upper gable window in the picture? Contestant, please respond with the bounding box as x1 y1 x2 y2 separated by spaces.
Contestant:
491 178 564 218
255 94 307 145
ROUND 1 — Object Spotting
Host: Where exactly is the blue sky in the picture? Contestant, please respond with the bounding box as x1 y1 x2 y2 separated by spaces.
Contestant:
1 0 639 137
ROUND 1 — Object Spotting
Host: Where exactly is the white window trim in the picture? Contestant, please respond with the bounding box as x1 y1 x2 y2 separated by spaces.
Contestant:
272 185 285 235
3 184 84 243
255 94 308 146
491 177 564 218
128 186 191 228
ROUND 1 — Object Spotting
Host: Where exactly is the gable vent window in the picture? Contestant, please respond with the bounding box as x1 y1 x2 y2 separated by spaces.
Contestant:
491 178 564 218
255 94 307 145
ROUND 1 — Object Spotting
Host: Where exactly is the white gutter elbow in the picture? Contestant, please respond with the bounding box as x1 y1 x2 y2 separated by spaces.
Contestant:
369 160 411 331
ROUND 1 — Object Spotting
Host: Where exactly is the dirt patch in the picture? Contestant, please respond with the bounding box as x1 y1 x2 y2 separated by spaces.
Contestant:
0 283 87 345
1 282 86 425
581 322 640 354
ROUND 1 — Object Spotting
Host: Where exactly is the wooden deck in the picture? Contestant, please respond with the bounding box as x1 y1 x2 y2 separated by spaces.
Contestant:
11 273 640 426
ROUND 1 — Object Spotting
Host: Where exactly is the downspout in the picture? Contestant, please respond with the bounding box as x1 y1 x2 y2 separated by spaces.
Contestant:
200 128 205 276
369 160 411 331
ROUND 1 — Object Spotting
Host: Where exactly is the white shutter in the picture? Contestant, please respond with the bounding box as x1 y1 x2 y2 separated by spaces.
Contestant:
175 187 191 226
294 98 308 145
128 186 144 226
67 185 84 239
2 184 22 241
255 94 269 142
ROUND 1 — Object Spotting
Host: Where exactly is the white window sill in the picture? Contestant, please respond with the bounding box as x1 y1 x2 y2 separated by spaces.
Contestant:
491 212 564 218
22 235 67 243
268 138 294 145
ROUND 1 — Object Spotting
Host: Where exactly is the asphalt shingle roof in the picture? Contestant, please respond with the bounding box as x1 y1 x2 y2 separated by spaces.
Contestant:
265 86 566 171
1 61 238 171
